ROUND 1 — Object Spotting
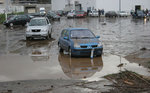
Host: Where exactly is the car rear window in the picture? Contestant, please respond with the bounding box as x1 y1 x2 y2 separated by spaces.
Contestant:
71 30 95 39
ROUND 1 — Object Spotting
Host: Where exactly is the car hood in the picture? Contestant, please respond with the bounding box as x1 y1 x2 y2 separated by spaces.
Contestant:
27 25 48 30
53 15 60 18
72 38 99 45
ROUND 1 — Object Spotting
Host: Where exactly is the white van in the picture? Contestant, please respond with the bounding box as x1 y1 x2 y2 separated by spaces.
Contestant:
40 7 46 15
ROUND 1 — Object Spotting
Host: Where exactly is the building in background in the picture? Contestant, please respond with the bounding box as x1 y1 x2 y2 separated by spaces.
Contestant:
96 0 150 12
0 0 24 14
0 0 4 4
11 0 37 4
11 0 51 4
52 0 96 11
52 0 150 12
0 0 4 13
11 0 52 13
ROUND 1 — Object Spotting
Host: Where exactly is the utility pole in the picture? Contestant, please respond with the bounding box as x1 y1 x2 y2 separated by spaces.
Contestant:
119 0 121 12
5 0 8 21
66 0 71 11
68 0 71 10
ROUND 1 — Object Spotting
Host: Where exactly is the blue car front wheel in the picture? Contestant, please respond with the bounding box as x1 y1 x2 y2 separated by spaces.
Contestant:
58 43 63 52
68 47 72 57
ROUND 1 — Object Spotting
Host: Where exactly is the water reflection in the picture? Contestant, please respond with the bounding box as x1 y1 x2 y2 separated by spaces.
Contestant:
30 47 50 62
26 40 50 62
58 53 103 79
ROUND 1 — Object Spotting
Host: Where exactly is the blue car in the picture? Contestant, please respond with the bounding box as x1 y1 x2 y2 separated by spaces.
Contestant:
58 28 103 57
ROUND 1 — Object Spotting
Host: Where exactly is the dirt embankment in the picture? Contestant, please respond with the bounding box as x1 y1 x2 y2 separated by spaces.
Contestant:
103 48 150 93
104 70 150 93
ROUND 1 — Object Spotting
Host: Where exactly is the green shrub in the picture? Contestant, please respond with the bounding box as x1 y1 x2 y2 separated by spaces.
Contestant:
0 14 6 24
0 12 24 24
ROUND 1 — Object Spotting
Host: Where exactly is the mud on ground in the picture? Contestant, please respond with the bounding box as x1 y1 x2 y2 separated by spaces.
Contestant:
125 49 150 69
104 70 150 93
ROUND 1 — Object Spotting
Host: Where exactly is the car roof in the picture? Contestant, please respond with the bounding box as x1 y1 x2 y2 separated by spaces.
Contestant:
32 17 47 20
65 28 89 31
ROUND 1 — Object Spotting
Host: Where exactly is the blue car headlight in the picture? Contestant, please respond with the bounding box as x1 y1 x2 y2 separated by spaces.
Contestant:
74 44 80 48
98 42 103 47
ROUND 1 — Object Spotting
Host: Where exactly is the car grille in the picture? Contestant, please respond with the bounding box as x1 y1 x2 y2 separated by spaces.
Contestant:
32 29 41 32
81 46 87 48
91 45 98 48
80 45 98 48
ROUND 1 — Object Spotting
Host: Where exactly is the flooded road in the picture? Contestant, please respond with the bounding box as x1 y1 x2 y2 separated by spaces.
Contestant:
0 17 150 82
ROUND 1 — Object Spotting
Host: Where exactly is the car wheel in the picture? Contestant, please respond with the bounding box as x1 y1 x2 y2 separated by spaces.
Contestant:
5 25 9 27
10 23 13 27
49 33 51 38
58 43 63 52
68 47 72 57
26 37 30 41
46 35 50 40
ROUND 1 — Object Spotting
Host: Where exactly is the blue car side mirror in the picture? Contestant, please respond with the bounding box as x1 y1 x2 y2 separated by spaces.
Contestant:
96 36 100 38
64 37 69 40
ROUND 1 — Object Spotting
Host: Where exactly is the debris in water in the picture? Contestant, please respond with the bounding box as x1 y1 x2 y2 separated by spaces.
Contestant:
140 47 147 51
104 70 150 93
102 23 106 25
117 63 123 67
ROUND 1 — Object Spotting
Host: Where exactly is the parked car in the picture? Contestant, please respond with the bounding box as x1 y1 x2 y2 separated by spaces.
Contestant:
105 11 118 17
7 15 16 20
75 11 86 18
132 10 146 18
67 10 76 18
147 10 150 16
89 10 99 17
56 10 64 16
46 11 60 21
58 28 103 57
28 12 43 18
3 15 31 27
26 17 52 40
39 7 46 16
117 11 128 17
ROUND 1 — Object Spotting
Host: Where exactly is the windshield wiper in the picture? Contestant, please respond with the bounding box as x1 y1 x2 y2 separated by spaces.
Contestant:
72 37 81 39
81 37 92 39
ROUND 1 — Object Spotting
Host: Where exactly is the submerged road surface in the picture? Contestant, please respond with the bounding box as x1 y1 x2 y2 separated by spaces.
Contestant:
0 17 150 82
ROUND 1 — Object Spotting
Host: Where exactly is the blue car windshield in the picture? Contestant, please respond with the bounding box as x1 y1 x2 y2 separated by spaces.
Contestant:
71 30 95 39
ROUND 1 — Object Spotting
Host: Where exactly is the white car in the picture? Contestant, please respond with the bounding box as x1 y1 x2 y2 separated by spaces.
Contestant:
89 10 99 17
118 11 128 17
26 17 52 40
67 10 76 18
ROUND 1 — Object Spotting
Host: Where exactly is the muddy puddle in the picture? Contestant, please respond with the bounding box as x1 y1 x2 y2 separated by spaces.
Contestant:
0 52 149 82
0 17 150 82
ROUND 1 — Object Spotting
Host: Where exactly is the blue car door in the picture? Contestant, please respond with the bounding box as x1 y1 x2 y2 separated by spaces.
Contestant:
63 30 70 51
60 30 70 51
59 30 66 49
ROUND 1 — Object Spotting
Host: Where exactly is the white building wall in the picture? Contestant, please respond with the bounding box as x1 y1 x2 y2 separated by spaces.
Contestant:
52 0 150 11
71 0 96 10
0 0 24 14
52 0 96 11
96 0 150 12
52 0 66 10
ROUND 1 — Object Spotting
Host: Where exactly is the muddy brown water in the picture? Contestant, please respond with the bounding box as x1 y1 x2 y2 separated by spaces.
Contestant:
0 17 150 82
